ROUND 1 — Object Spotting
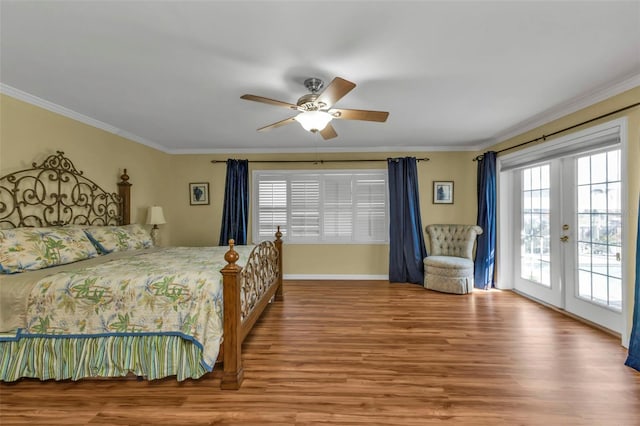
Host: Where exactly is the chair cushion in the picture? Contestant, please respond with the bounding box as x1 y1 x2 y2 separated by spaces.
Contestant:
425 275 471 294
424 255 475 294
424 255 473 270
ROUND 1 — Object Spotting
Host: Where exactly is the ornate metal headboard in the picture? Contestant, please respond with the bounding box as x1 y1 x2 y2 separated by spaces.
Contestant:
0 151 131 228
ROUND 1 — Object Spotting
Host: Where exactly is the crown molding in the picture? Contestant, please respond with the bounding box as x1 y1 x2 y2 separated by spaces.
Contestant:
167 143 483 155
1 82 484 155
479 72 640 151
0 83 170 153
8 72 633 157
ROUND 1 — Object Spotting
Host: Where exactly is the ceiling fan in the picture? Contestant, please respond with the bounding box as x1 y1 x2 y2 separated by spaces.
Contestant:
240 77 389 140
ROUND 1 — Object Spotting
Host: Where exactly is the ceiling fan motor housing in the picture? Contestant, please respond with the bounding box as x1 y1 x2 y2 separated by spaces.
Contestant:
298 78 326 111
303 77 324 93
297 93 324 111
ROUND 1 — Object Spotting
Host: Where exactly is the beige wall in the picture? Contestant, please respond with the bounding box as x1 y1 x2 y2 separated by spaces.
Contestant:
0 94 171 229
167 151 478 276
478 86 639 340
0 94 478 276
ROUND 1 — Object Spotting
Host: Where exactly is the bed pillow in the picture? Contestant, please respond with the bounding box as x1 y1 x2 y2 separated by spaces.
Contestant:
122 224 154 248
83 224 153 254
0 227 99 274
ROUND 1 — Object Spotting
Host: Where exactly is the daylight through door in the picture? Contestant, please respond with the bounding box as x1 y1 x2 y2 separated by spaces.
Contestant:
513 148 623 333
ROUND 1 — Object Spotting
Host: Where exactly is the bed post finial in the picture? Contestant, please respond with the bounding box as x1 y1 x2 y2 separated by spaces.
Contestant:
120 169 130 183
224 239 240 265
117 168 132 225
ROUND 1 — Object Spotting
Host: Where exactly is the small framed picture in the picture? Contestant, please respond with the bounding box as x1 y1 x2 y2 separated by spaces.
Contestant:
189 182 210 205
433 181 454 204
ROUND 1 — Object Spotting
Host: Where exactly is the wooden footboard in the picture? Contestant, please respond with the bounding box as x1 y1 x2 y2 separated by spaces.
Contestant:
220 227 283 389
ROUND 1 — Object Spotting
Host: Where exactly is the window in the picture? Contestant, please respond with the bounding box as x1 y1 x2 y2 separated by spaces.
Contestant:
576 149 622 310
253 170 388 244
520 164 551 286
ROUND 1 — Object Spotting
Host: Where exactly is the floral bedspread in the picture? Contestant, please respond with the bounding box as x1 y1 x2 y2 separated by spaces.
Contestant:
21 246 255 369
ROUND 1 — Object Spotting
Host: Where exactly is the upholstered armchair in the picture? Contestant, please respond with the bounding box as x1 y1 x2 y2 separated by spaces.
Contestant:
423 224 483 294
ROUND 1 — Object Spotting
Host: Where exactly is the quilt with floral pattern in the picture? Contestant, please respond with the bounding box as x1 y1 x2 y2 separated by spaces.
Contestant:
20 245 254 369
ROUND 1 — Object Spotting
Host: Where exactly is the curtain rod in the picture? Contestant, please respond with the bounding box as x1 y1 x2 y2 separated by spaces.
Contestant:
211 158 430 164
473 102 640 161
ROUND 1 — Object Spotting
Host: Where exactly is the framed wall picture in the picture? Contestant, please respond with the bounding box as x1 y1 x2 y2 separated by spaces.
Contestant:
433 181 454 204
189 182 210 205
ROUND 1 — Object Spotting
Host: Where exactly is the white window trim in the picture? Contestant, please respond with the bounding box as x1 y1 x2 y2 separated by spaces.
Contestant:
252 169 390 245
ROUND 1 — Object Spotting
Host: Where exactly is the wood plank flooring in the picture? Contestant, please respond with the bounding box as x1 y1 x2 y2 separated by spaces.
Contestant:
1 280 639 425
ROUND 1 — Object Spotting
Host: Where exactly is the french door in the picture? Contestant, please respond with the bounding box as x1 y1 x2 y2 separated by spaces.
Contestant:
512 148 623 333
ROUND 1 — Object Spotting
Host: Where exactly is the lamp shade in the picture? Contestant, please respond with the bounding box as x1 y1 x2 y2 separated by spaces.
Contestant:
146 206 166 225
294 111 332 132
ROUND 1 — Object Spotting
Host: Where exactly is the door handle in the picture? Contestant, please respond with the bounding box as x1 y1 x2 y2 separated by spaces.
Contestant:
560 236 569 242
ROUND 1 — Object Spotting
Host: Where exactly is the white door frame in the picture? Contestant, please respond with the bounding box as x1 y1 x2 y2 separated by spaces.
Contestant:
496 117 629 346
510 161 564 308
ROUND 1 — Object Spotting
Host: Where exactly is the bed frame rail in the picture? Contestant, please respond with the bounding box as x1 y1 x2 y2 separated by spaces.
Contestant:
220 227 283 389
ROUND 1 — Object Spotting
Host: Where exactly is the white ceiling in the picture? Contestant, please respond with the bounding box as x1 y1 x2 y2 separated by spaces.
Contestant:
1 1 639 154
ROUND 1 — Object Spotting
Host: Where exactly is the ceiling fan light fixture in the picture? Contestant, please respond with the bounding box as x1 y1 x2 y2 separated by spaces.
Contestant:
294 110 333 132
241 76 388 140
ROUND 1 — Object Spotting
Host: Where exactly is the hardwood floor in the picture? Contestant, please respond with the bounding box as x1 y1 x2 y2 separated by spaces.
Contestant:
1 280 639 425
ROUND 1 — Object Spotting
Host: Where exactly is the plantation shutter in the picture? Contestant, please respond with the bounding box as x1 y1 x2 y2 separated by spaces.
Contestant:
354 174 388 242
290 176 320 238
257 176 287 239
253 170 388 243
324 175 353 240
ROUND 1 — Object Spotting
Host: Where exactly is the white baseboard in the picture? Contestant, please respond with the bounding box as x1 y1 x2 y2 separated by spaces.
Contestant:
284 274 389 280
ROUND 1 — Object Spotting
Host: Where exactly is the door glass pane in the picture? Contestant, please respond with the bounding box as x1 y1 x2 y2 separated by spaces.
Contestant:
578 270 592 299
523 168 532 190
540 189 550 212
607 182 621 214
608 214 622 246
540 213 550 235
577 186 590 212
523 191 532 212
521 165 551 287
609 278 622 310
531 167 541 190
577 156 590 185
590 184 607 211
591 273 608 304
574 149 621 311
607 150 620 181
541 260 551 286
523 214 533 236
590 152 607 184
541 168 550 189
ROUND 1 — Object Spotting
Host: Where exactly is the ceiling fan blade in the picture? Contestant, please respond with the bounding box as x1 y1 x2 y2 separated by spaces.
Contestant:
319 123 338 140
241 94 299 110
257 116 297 132
315 77 356 109
330 108 389 122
